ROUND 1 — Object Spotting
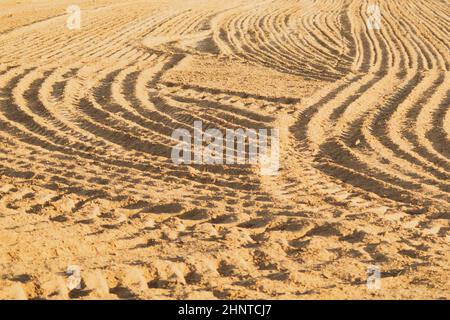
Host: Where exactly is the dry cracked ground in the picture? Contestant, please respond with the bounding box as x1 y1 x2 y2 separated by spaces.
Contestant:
0 0 449 299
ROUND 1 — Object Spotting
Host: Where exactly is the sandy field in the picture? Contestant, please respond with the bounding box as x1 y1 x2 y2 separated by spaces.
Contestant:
0 0 448 299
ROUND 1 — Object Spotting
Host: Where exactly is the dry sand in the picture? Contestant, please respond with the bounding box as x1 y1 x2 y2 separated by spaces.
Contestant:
0 0 448 299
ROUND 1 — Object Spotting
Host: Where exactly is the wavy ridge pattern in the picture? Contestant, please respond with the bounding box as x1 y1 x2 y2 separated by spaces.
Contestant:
0 0 448 300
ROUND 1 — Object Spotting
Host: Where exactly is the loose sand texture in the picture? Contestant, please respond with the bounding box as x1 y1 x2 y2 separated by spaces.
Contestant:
0 0 448 299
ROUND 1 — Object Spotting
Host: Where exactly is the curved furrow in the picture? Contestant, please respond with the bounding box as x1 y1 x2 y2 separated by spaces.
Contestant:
210 6 242 57
89 59 264 188
355 1 380 72
80 76 173 158
173 10 214 36
316 0 351 50
416 0 450 36
426 89 450 161
409 76 450 169
302 0 450 204
1 64 260 193
109 66 180 144
27 68 103 153
27 6 183 63
9 68 109 152
259 6 319 67
385 73 450 178
290 0 442 205
238 9 318 77
84 13 174 59
391 3 436 70
0 71 161 178
303 11 391 148
264 4 337 65
401 0 448 70
263 4 349 78
0 67 152 165
356 74 450 198
255 3 347 79
421 0 450 25
293 0 354 68
289 0 347 59
309 76 433 201
20 14 135 62
291 1 376 145
277 9 342 68
0 66 176 176
126 56 215 134
388 0 432 71
380 0 413 70
413 0 450 40
38 14 136 61
314 148 431 206
350 3 371 72
147 9 197 36
299 0 340 45
74 14 171 60
318 86 450 206
315 0 423 133
41 65 121 151
409 1 450 71
1 0 450 299
214 2 346 81
93 62 253 163
3 9 136 62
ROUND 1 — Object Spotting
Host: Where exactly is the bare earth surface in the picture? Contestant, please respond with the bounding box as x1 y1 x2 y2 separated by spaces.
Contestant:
0 0 449 299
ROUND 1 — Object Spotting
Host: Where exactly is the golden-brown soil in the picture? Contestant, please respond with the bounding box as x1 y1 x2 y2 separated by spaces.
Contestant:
0 0 448 299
